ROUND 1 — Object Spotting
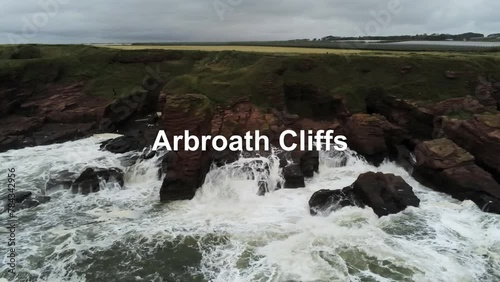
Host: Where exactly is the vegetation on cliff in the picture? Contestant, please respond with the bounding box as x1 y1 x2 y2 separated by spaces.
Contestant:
1 44 499 115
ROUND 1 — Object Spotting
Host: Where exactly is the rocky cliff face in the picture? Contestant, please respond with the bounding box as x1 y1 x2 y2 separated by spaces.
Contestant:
159 94 215 202
2 46 500 216
343 114 408 165
413 138 500 213
366 92 500 214
435 114 500 182
0 82 113 152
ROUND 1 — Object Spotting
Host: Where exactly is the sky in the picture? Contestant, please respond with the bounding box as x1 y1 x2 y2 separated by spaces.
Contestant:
0 0 499 44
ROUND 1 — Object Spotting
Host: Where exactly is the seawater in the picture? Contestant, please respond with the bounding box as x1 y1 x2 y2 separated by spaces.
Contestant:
0 136 499 282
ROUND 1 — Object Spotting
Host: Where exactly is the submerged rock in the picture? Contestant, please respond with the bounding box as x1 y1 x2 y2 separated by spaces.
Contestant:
298 150 319 178
18 196 51 210
1 195 51 213
211 148 241 167
71 167 124 195
13 191 33 203
45 170 78 192
257 180 269 196
0 191 33 204
309 172 420 217
309 187 364 216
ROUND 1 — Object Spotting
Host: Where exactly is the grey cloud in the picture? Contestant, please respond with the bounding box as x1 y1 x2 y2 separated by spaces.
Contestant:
0 0 499 44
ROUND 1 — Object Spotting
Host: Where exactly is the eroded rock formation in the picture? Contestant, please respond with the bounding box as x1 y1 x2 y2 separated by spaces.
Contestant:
159 94 215 202
434 114 500 182
309 172 420 217
413 138 500 213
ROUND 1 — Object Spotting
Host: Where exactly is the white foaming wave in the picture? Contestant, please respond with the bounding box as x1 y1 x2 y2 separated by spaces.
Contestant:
0 140 499 282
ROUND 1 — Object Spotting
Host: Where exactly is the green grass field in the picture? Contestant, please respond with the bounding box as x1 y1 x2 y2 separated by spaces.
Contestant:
2 44 499 114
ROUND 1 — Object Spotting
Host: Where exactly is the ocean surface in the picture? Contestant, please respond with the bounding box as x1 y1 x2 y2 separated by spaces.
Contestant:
1 135 499 282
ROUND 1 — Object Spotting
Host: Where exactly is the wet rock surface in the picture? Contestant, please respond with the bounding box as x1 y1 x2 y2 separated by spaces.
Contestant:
309 172 420 217
344 114 407 165
0 82 109 152
435 114 500 181
71 167 125 195
282 164 306 189
413 138 500 214
1 192 51 213
159 94 215 202
100 135 148 154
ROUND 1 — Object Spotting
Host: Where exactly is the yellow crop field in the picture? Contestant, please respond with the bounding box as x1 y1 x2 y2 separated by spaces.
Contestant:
101 45 375 55
99 44 498 58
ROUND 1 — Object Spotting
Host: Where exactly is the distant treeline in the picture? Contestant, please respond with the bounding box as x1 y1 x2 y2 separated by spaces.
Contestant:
292 32 500 42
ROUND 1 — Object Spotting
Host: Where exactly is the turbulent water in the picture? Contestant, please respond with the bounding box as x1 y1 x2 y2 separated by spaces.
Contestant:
1 135 499 282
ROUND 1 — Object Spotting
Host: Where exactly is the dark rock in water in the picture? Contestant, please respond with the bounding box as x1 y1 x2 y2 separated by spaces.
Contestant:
18 199 40 210
71 167 124 195
159 94 214 202
46 170 78 191
160 176 198 201
277 151 290 168
33 195 51 204
473 194 500 214
309 187 364 216
257 181 268 196
142 149 156 160
118 154 140 167
100 135 146 154
19 196 50 210
14 191 32 203
290 149 319 177
344 113 408 166
413 138 500 214
160 150 211 202
353 172 420 217
309 172 420 217
0 191 32 203
344 114 389 165
3 195 51 213
299 150 319 178
211 148 241 167
283 164 305 188
393 145 415 173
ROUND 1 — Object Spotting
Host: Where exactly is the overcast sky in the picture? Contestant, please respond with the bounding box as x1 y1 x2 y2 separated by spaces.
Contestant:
0 0 498 44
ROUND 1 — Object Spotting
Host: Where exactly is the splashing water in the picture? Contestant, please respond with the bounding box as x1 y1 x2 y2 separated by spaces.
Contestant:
0 137 499 282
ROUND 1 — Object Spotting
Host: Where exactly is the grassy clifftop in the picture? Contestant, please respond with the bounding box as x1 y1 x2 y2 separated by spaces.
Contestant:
1 44 499 114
